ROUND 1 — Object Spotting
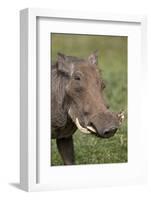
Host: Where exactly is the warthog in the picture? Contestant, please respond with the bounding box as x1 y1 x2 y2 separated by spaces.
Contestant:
51 51 124 165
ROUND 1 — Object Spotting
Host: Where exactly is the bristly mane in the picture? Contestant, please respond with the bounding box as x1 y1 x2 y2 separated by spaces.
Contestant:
51 59 77 138
51 61 70 129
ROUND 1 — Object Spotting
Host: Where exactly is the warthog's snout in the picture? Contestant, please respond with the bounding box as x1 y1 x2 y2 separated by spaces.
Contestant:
88 112 119 138
102 127 118 138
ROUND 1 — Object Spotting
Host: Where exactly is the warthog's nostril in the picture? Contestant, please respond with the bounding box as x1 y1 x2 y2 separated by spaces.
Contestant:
103 127 118 136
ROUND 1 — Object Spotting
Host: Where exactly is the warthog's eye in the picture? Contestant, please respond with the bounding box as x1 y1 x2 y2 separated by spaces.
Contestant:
73 71 83 81
83 111 90 116
74 75 81 81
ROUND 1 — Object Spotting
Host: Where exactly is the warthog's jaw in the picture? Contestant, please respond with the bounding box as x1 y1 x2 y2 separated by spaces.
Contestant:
75 118 90 134
68 108 96 134
75 118 96 134
68 108 125 135
74 112 125 135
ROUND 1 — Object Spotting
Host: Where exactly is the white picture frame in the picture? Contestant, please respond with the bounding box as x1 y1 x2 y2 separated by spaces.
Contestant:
20 8 147 191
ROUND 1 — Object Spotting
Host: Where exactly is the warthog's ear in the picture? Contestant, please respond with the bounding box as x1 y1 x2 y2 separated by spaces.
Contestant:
57 52 70 75
88 50 98 65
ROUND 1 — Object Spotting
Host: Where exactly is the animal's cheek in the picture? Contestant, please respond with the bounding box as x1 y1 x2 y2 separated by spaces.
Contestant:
65 84 72 95
65 85 76 98
83 104 91 116
65 82 83 96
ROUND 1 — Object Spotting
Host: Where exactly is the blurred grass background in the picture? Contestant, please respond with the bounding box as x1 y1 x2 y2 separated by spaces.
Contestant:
51 33 127 165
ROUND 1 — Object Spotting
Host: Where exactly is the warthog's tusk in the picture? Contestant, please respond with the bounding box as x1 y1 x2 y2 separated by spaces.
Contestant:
75 118 90 134
87 126 96 133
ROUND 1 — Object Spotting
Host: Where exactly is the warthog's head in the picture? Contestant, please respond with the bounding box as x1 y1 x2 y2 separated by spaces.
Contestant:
57 51 124 138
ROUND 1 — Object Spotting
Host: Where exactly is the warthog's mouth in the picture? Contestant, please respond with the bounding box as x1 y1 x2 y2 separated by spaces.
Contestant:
75 111 125 136
68 108 97 134
75 118 115 138
75 118 96 134
68 108 125 136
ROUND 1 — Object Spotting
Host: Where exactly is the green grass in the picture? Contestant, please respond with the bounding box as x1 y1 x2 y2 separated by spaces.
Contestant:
51 33 127 165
